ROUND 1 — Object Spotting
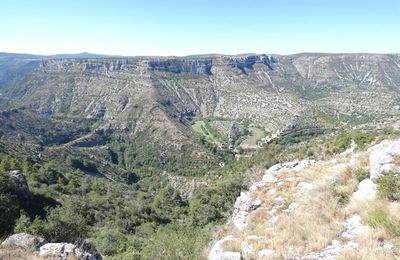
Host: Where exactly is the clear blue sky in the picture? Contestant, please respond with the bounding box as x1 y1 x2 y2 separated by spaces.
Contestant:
1 0 399 56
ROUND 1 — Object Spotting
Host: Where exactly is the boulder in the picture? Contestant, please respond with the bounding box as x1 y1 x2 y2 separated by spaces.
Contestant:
1 233 45 250
369 139 400 181
352 179 377 200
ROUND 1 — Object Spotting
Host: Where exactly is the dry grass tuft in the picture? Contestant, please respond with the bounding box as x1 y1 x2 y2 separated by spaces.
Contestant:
221 239 242 252
337 227 400 260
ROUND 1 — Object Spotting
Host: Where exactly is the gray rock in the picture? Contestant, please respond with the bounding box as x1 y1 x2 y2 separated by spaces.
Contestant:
352 179 377 200
39 242 98 260
1 233 45 250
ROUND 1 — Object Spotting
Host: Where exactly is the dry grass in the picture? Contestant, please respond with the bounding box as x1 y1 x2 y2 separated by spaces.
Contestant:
239 160 352 258
0 246 42 260
211 149 400 259
258 188 344 258
344 197 400 259
221 239 242 252
337 227 400 260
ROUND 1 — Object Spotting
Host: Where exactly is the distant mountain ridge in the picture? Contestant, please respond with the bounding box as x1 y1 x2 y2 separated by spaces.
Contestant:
0 51 117 59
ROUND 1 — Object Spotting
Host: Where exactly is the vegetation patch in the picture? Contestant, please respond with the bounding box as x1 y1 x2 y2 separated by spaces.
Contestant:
240 127 268 149
377 172 400 200
364 207 400 236
355 168 370 182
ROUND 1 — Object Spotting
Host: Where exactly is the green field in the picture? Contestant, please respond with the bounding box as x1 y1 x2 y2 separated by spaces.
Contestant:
240 127 268 149
192 120 223 145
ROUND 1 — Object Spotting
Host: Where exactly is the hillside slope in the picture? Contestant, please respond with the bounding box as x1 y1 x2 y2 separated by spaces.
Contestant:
209 139 400 259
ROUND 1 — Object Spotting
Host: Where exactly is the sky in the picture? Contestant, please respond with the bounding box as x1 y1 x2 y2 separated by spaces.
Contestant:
0 0 399 56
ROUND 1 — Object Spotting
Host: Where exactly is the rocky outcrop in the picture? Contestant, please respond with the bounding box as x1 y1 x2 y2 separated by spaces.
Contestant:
250 160 317 192
352 138 400 200
232 192 262 230
39 242 99 260
1 233 45 250
369 139 400 180
232 160 317 230
1 233 101 260
9 170 31 199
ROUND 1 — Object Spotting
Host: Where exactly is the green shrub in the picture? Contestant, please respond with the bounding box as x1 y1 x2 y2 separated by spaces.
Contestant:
89 227 128 256
351 129 375 149
364 207 400 236
14 211 32 233
43 205 88 242
140 225 209 260
332 132 351 154
377 172 400 200
355 169 370 182
336 192 350 206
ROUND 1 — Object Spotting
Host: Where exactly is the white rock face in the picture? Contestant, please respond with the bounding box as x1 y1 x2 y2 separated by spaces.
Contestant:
209 236 241 260
352 179 377 200
1 233 45 250
232 192 262 230
369 139 400 180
